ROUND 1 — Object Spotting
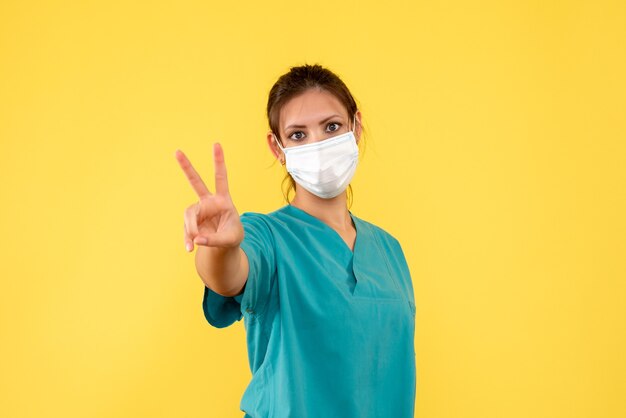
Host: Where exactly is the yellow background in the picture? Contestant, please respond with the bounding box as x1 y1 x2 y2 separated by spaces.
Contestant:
1 0 625 417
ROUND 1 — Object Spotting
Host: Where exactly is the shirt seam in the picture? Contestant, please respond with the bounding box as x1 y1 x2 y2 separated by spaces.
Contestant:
242 214 278 321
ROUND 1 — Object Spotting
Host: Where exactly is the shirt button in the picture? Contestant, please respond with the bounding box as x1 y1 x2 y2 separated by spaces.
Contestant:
245 308 254 314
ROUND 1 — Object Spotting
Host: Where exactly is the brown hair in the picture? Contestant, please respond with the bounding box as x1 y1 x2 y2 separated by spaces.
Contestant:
266 63 364 207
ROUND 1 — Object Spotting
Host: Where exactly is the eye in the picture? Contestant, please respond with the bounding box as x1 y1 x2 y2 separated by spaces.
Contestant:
327 122 342 132
288 131 306 141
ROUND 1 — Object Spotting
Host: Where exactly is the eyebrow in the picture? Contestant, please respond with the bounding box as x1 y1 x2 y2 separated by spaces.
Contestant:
284 114 343 132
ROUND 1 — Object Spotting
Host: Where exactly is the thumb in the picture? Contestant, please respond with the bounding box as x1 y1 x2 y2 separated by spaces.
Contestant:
193 232 240 248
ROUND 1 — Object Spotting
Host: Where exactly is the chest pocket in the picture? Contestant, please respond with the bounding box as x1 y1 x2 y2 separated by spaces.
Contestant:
351 232 404 302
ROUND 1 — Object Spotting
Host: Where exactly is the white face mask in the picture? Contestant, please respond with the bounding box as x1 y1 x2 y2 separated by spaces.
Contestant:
273 115 359 199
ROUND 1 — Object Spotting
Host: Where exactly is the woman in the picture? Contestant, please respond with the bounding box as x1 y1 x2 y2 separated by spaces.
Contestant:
175 64 416 418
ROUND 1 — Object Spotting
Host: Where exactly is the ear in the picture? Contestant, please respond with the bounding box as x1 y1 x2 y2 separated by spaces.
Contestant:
354 110 363 144
266 131 285 164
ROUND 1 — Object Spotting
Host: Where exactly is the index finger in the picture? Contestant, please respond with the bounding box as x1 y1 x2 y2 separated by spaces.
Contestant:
174 149 212 198
213 143 230 196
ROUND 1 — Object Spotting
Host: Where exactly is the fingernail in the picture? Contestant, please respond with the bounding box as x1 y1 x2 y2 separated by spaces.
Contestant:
186 242 192 252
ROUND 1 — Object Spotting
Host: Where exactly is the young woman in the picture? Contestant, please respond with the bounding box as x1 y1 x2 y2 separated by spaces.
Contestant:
175 64 416 417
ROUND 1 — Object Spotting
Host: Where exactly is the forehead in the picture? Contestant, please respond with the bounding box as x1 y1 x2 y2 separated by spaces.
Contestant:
279 89 348 129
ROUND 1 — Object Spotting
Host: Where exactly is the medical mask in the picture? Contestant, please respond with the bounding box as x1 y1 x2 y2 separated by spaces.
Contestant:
273 115 359 199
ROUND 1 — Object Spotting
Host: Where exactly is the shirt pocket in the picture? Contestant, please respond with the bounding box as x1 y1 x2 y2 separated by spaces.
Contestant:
351 246 404 302
351 231 411 307
351 267 404 301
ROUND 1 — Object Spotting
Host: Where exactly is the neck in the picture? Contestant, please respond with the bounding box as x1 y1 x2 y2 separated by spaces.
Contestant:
290 187 352 230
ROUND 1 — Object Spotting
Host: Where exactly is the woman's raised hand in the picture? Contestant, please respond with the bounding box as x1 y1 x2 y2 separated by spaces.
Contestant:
175 144 244 252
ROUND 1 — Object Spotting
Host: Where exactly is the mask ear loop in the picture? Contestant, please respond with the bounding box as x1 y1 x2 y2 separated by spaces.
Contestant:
273 132 284 150
272 132 286 165
352 112 360 146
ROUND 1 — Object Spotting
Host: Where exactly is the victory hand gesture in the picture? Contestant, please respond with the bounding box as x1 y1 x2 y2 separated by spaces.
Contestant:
175 144 244 252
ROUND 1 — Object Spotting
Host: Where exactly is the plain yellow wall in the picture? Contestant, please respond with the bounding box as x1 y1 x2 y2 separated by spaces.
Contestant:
1 1 625 417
